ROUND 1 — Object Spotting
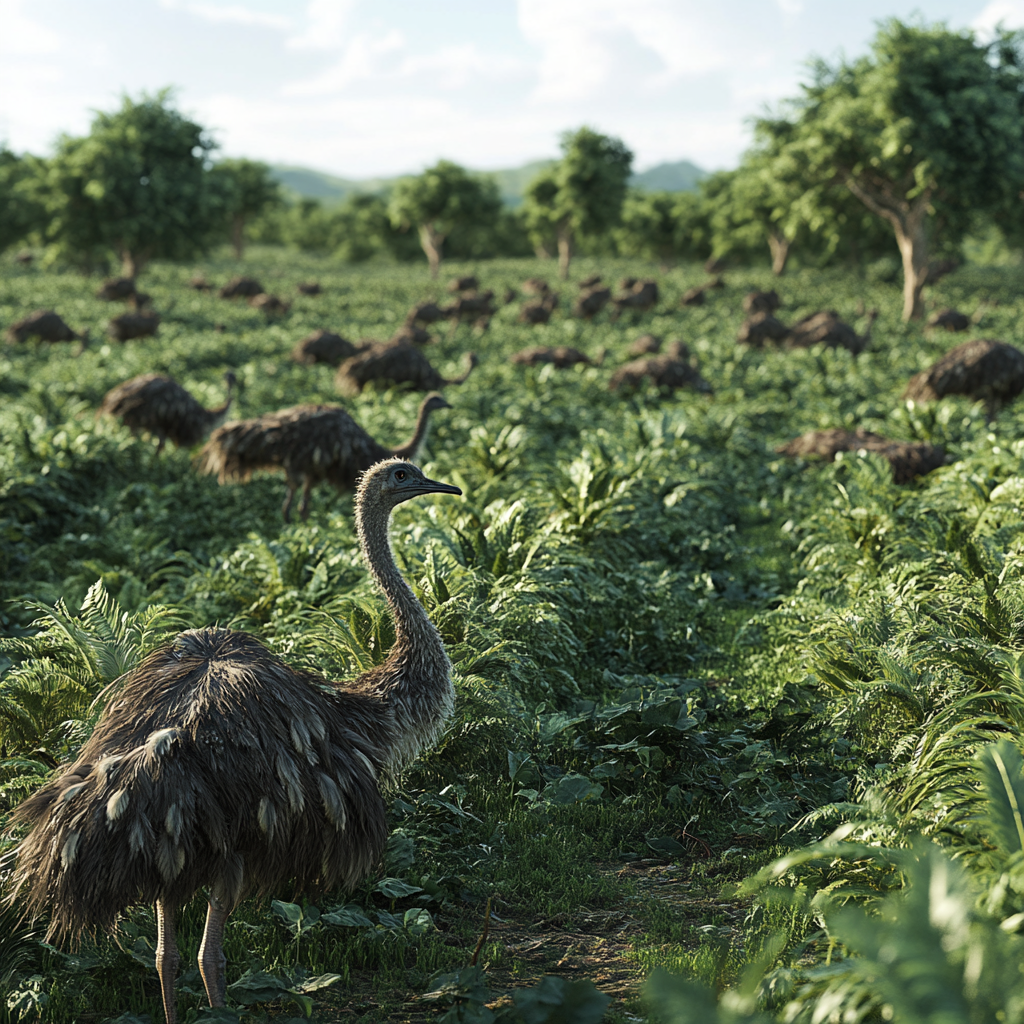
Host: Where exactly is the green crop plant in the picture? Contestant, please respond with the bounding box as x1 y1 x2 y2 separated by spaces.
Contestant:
3 247 1024 1019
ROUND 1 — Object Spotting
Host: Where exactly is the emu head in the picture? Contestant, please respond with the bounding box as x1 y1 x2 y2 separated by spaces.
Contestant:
357 458 461 513
421 393 451 414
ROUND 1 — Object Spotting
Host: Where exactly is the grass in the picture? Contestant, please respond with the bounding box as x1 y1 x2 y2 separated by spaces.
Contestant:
1 247 1022 1021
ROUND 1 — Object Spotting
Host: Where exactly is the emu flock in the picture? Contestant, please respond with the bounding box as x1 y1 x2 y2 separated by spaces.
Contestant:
6 270 1020 496
4 262 1021 1024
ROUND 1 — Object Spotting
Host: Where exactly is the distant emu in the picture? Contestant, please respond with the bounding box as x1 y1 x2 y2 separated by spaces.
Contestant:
198 393 452 520
902 339 1024 415
100 372 237 452
511 346 591 368
777 428 945 484
336 343 477 396
290 330 364 366
6 310 85 345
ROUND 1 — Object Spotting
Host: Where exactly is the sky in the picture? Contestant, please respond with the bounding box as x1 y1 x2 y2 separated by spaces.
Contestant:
0 0 1020 178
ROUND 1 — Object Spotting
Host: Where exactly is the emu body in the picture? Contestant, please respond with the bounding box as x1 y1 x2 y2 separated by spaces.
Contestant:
100 372 236 451
197 392 450 520
336 343 476 395
9 459 461 1024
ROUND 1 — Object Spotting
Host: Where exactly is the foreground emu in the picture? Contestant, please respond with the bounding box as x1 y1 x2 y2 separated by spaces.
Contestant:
9 459 461 1024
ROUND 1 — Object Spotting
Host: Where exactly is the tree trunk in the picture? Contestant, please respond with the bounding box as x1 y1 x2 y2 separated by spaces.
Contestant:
231 214 246 259
843 176 932 322
768 231 790 276
119 246 149 279
557 224 573 280
121 252 139 279
419 223 444 278
893 212 929 321
534 245 552 260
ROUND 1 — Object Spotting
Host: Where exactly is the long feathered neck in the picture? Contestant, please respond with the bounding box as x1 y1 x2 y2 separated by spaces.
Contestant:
205 377 235 426
446 352 476 386
355 491 454 769
391 399 435 459
356 502 430 643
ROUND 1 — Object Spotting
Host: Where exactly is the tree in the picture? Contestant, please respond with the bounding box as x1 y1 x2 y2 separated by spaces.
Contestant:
388 161 500 277
706 149 806 276
0 148 46 254
523 127 633 278
781 20 1024 319
38 90 216 278
332 194 391 262
207 158 281 259
522 169 560 259
614 190 711 267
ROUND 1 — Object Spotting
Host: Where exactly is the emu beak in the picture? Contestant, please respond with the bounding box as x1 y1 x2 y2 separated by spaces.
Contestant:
416 476 461 497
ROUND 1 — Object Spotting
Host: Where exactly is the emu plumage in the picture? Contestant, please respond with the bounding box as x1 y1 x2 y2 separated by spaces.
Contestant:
9 459 461 1024
100 371 236 451
196 392 450 520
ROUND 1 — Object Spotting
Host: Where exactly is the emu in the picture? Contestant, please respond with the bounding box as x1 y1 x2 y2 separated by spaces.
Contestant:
902 338 1024 415
336 343 476 396
6 310 85 345
9 459 460 1024
100 372 237 452
197 392 451 521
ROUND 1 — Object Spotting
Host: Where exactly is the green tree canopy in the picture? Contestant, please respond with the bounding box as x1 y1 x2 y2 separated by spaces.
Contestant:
388 160 500 277
614 190 711 267
523 127 633 278
0 148 46 255
778 20 1024 318
37 90 216 277
522 168 560 260
207 158 282 258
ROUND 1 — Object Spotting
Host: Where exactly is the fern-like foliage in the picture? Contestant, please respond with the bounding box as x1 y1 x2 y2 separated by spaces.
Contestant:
0 581 185 772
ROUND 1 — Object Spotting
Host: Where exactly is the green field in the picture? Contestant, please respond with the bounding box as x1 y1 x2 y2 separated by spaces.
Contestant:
2 249 1024 1022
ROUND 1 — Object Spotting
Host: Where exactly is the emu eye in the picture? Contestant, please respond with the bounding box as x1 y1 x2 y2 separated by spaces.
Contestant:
395 469 406 481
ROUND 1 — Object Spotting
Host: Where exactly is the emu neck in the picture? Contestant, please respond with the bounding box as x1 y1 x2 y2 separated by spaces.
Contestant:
355 499 453 769
207 382 234 423
448 355 475 386
392 402 432 459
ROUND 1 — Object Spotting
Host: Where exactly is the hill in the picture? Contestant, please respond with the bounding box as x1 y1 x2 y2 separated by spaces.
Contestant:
269 157 707 207
631 160 708 192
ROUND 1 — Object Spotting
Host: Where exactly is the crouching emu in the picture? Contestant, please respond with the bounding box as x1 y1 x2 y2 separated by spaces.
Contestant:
197 392 451 520
8 459 461 1024
336 343 476 396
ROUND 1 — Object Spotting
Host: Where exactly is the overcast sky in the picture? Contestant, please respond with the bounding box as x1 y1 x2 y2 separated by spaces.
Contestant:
0 0 1018 178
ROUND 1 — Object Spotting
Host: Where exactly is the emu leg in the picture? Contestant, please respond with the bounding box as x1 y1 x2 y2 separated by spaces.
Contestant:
282 484 296 522
298 478 314 520
155 899 181 1024
199 886 230 1007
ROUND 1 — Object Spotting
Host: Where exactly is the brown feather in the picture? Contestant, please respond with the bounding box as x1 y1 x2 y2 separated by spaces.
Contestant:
196 394 450 519
100 373 236 449
902 338 1024 414
8 459 458 956
335 343 477 395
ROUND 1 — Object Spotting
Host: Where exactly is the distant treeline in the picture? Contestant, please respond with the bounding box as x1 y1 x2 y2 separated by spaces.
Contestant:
3 18 1024 318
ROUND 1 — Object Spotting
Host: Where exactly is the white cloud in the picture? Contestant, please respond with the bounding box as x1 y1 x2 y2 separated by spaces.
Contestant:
287 0 356 50
776 0 803 14
158 0 292 31
397 45 526 91
517 0 730 103
284 29 405 95
972 0 1024 34
0 0 62 56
